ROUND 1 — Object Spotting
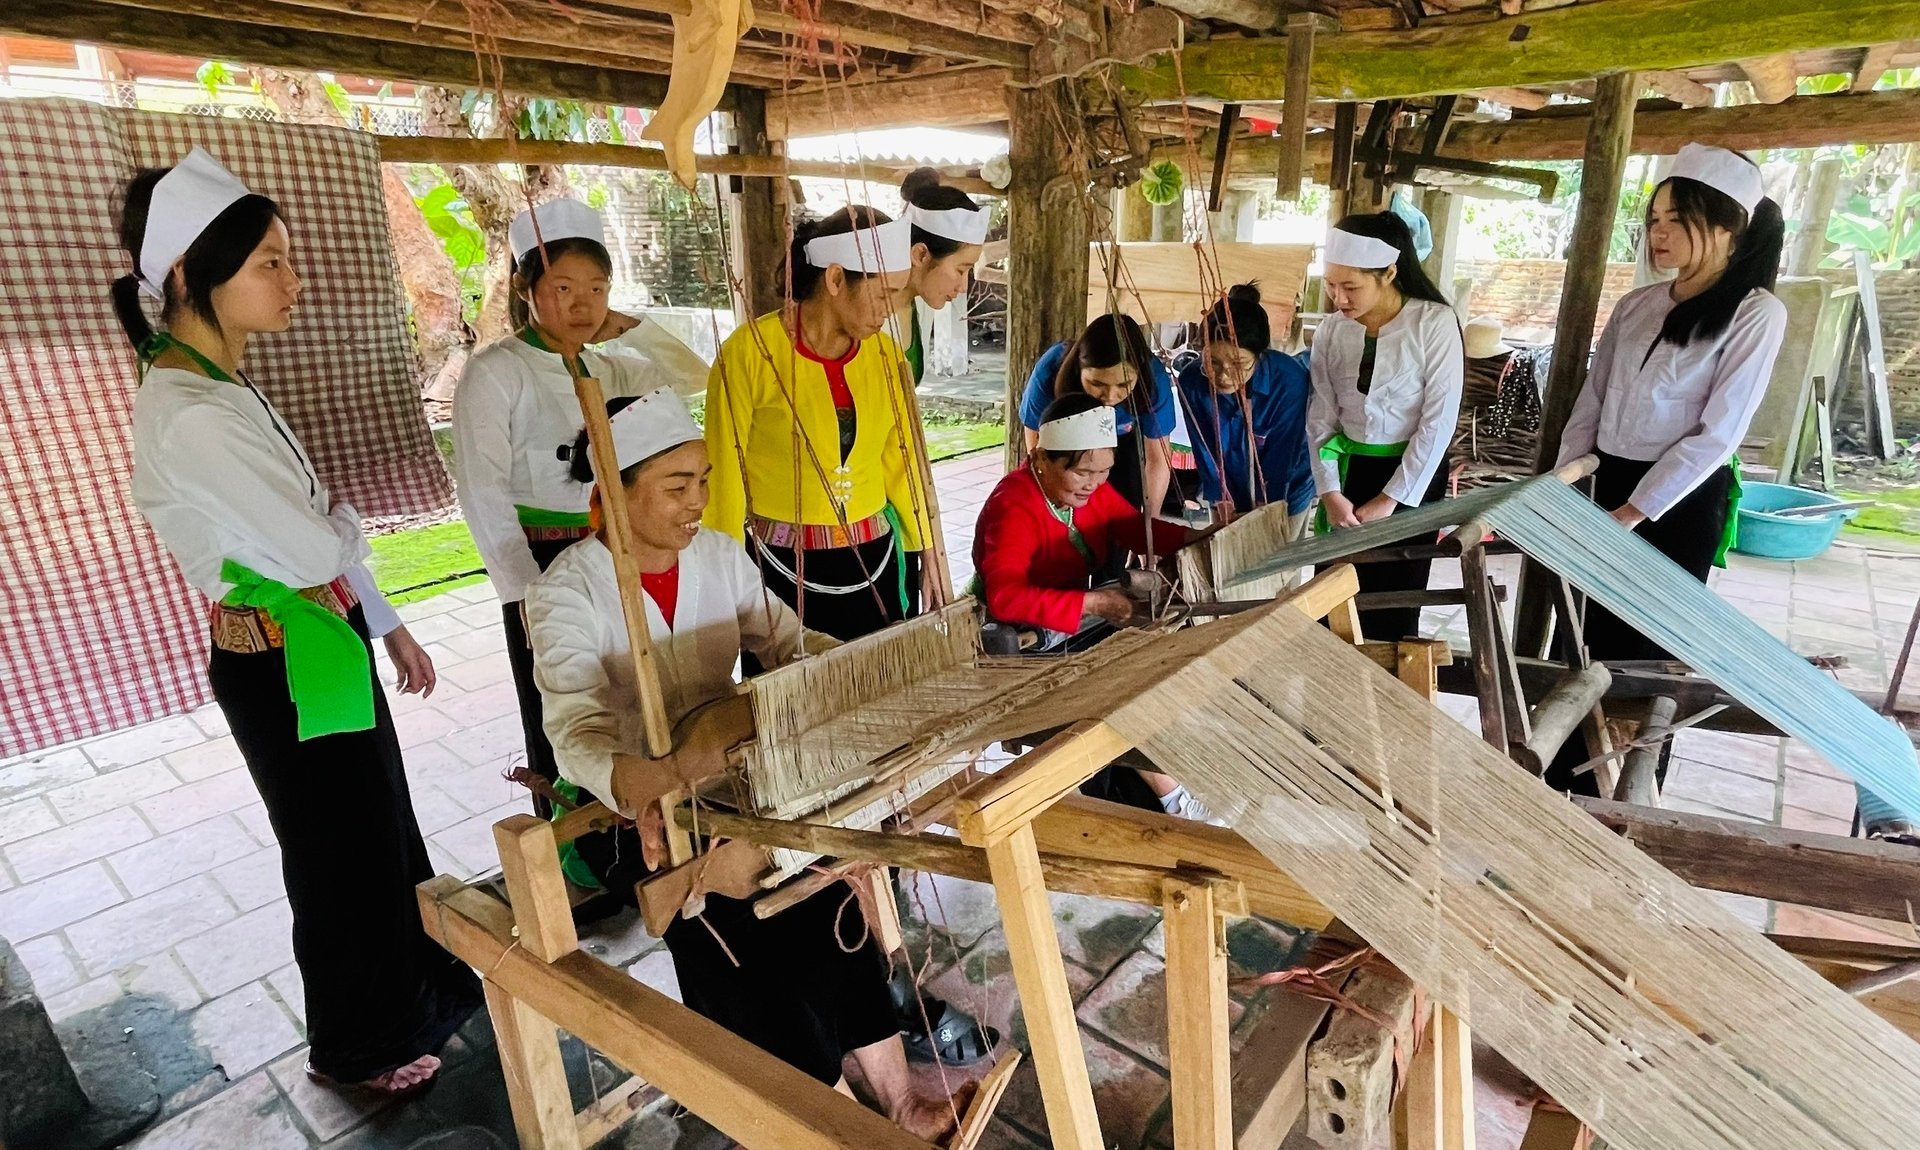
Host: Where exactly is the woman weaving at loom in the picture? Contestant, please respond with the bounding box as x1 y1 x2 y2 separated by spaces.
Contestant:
1019 313 1179 514
1545 144 1790 796
525 390 960 1140
704 207 936 638
973 394 1217 819
1308 212 1465 641
454 200 695 816
117 148 480 1097
1177 282 1315 534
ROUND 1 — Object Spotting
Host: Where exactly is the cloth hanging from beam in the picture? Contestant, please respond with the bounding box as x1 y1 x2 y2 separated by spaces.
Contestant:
1217 472 1920 824
0 98 450 759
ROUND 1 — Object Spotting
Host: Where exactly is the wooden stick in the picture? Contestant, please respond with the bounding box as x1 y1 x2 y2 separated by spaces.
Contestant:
893 362 955 606
1274 13 1317 201
977 823 1104 1150
485 979 585 1150
574 1077 651 1147
1459 545 1509 750
1163 876 1234 1150
1516 664 1613 776
493 815 580 963
951 720 1132 848
1612 694 1673 806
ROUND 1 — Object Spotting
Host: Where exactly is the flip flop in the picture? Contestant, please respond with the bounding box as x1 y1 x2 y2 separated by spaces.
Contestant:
306 1059 440 1100
901 999 1000 1068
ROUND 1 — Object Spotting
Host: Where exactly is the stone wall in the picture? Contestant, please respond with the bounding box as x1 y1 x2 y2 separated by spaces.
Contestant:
1454 259 1640 345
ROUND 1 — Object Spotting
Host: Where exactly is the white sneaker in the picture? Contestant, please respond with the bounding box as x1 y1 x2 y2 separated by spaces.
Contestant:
1166 786 1227 827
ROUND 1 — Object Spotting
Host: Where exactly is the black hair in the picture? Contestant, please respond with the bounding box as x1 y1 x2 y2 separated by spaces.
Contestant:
904 181 983 261
782 206 894 302
509 236 614 330
1053 313 1157 428
1203 282 1270 355
564 395 644 486
900 167 944 204
1648 170 1786 348
111 166 284 352
1036 391 1110 469
1329 211 1451 308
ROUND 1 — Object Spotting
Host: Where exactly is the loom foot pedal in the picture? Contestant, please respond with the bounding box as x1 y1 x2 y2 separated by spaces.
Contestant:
948 1050 1021 1150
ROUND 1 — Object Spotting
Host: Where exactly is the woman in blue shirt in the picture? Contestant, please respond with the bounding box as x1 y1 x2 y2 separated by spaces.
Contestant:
1177 283 1314 533
1019 313 1176 513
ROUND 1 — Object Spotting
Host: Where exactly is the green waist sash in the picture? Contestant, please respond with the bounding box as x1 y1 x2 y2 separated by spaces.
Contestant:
219 560 374 741
1714 456 1743 568
1314 435 1409 535
515 505 592 529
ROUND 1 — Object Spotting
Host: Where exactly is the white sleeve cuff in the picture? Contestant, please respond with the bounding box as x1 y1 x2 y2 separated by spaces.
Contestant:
344 562 402 639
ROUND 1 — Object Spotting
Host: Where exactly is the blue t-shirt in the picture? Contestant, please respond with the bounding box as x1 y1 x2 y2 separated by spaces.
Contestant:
1177 348 1314 515
1019 341 1176 441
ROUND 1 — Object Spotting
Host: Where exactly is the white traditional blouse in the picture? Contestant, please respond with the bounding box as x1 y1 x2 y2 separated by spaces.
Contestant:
1307 296 1465 506
524 530 833 806
453 329 692 603
1556 283 1788 519
131 366 400 636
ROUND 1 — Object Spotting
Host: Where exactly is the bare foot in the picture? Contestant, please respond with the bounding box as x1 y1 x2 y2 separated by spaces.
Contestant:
329 1054 440 1096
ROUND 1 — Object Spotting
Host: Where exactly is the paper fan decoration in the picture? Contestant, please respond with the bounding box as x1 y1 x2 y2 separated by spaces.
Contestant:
1139 160 1184 206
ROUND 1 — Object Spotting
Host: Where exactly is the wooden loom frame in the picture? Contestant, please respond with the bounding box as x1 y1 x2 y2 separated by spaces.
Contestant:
419 395 1920 1149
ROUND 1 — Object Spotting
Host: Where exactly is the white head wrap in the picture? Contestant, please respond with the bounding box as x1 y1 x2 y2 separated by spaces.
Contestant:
510 199 606 265
1670 143 1766 216
609 387 704 471
1323 227 1401 271
1038 404 1118 451
805 218 914 273
904 203 990 245
137 147 254 299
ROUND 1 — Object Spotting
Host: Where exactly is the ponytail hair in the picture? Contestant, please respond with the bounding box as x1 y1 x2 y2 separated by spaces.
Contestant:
112 165 283 353
1650 173 1785 348
1331 211 1451 309
1203 282 1271 355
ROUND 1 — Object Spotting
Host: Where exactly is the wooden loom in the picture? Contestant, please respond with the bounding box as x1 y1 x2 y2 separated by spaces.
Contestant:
419 392 1920 1149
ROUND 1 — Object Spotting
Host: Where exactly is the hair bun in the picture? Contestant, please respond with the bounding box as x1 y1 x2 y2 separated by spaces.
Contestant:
1226 282 1262 305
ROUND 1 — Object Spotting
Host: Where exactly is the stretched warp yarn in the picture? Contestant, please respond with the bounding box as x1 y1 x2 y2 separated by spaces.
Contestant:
1107 603 1920 1150
1219 473 1920 824
1178 498 1303 601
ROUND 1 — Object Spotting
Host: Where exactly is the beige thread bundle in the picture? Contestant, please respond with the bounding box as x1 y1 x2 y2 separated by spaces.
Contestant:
1179 498 1305 602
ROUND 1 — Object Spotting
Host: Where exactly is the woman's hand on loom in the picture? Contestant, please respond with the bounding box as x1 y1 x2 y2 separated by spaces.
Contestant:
1354 494 1399 525
1321 492 1361 529
1610 503 1648 531
1084 587 1136 625
384 626 437 697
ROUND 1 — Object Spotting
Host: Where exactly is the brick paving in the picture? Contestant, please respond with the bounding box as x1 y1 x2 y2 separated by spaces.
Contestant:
3 448 1917 1149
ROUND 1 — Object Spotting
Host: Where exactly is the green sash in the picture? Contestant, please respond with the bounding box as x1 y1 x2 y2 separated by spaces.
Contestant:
881 504 913 616
516 505 592 529
220 559 375 740
1714 456 1743 568
548 778 605 891
1313 434 1410 534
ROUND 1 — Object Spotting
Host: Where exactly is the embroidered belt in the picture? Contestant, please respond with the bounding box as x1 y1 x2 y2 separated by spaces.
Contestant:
516 505 593 543
211 576 357 655
748 511 890 551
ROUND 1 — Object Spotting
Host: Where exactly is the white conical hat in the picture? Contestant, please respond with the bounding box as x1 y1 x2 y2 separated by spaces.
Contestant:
138 147 254 299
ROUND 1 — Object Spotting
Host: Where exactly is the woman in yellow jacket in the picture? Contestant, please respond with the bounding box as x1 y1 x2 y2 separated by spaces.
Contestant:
705 207 934 641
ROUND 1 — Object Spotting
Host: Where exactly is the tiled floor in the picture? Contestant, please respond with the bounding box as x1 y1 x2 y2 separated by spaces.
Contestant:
3 449 1917 1149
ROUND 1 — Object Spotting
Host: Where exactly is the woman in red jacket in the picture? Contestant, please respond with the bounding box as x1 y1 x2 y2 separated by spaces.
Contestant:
972 394 1213 818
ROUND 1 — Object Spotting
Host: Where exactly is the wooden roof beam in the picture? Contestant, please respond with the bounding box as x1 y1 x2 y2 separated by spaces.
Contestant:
1739 53 1800 104
1123 0 1920 103
1149 0 1284 33
585 0 1028 67
1469 86 1550 111
1642 70 1715 107
815 0 1041 44
0 0 678 106
1854 42 1903 93
767 68 1012 137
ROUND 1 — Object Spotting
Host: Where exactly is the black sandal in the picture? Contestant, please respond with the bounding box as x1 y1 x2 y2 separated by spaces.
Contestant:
901 998 1000 1067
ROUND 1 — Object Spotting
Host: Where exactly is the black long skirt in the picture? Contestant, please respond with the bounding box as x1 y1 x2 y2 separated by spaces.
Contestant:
503 536 585 813
1334 452 1451 641
1579 451 1735 663
573 819 897 1084
752 531 912 643
210 605 481 1082
1542 451 1734 795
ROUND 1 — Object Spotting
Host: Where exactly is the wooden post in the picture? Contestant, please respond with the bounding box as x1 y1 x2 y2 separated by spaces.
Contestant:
1117 184 1155 242
485 980 584 1150
730 88 786 319
1420 189 1463 309
1328 102 1359 222
974 822 1105 1150
1515 70 1638 657
1162 876 1233 1150
494 815 580 962
1459 545 1509 752
1614 694 1675 805
1789 156 1842 276
1207 103 1241 214
1005 81 1091 468
1275 13 1319 202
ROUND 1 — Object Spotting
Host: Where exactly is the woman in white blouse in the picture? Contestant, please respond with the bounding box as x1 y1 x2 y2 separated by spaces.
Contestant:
1547 145 1790 792
116 149 479 1097
1308 212 1465 639
453 199 701 817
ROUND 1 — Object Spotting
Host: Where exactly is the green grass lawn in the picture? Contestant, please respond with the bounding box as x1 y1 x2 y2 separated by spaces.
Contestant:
1840 484 1920 547
368 521 487 606
924 416 1003 461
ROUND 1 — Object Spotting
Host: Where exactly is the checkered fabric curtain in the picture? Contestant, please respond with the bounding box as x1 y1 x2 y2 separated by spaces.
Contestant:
0 98 453 759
